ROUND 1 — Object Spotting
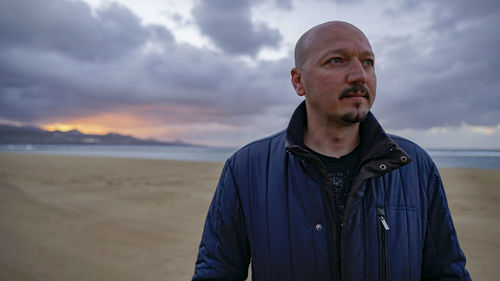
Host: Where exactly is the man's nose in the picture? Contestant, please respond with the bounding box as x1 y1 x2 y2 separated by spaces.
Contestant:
346 58 367 84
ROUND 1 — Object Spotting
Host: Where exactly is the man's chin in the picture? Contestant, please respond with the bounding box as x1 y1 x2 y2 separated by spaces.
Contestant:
341 111 368 124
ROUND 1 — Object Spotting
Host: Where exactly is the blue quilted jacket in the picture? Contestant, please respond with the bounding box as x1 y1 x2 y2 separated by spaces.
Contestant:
193 102 471 281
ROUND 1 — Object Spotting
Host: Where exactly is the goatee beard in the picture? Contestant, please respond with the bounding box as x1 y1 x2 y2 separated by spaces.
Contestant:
341 110 368 124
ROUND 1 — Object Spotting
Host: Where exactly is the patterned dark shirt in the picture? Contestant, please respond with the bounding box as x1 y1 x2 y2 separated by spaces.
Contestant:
307 145 361 227
327 169 355 226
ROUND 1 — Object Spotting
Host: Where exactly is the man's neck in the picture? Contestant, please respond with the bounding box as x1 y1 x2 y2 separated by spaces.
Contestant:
303 114 361 159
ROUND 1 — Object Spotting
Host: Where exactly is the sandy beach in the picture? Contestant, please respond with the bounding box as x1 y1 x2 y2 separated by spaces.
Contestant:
0 153 498 281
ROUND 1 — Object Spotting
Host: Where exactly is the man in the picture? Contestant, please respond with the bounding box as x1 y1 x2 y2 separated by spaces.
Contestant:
193 21 471 281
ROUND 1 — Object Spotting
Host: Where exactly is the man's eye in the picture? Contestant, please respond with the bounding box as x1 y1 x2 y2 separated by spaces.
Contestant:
363 59 374 67
329 57 343 64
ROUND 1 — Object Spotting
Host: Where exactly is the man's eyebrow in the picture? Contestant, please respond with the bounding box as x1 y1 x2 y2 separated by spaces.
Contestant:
361 50 375 57
318 48 374 61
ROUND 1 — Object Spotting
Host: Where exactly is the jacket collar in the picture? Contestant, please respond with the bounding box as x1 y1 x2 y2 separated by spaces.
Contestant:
285 101 308 149
284 101 411 172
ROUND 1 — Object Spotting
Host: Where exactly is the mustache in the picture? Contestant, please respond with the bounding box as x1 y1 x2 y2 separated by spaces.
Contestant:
339 84 371 99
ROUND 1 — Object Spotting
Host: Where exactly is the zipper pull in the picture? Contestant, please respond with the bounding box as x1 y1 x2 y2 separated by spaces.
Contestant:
377 207 390 231
379 216 390 231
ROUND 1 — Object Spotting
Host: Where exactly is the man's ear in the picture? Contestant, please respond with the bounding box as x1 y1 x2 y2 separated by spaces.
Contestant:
291 67 305 96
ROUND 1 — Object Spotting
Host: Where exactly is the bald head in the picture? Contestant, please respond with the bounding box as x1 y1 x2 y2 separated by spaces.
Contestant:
294 21 370 68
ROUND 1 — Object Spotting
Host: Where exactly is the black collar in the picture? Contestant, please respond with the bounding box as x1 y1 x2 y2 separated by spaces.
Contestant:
284 101 412 195
284 101 398 162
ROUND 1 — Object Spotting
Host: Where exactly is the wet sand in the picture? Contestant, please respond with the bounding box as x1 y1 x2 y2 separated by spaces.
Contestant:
0 153 498 280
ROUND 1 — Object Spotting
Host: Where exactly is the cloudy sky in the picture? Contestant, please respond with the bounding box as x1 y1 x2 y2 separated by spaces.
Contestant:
1 0 499 148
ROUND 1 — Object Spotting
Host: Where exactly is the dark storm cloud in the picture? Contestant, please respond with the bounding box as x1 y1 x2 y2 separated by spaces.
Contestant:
191 0 283 56
0 0 295 129
373 0 500 129
1 0 498 144
0 0 156 61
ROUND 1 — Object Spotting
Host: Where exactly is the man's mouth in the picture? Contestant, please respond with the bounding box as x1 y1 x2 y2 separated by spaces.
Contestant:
344 91 366 98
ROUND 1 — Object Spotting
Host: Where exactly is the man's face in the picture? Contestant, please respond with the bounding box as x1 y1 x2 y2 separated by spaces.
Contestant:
292 23 377 126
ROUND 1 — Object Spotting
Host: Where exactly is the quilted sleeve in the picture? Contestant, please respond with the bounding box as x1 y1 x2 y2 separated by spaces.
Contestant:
192 160 251 281
421 165 471 281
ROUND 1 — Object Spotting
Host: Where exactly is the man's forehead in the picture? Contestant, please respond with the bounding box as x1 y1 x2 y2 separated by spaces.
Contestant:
294 21 372 67
306 22 372 50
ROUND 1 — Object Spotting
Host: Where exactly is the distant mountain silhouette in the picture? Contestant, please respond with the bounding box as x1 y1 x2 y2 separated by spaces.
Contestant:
0 124 197 146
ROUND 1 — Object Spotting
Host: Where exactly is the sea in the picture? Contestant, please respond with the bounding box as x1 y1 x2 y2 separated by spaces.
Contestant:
1 144 500 169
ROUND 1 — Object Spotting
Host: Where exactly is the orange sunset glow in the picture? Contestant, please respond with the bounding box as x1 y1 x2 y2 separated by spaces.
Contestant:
41 113 169 139
42 122 111 135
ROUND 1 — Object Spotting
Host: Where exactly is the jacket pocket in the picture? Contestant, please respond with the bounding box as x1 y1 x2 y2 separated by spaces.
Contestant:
377 207 390 281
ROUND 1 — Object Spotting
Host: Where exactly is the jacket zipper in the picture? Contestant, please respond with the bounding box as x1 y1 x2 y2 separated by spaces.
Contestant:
377 207 389 281
340 142 394 281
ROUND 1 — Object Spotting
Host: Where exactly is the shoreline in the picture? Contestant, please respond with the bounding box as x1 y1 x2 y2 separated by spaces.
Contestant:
2 145 500 169
1 153 498 280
